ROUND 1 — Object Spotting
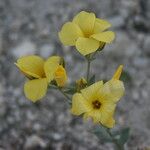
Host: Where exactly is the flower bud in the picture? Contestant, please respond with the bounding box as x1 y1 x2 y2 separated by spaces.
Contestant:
76 78 87 91
54 65 67 87
112 65 123 80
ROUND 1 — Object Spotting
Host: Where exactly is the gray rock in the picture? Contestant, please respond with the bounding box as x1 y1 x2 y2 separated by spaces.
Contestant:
143 35 150 55
0 84 5 117
147 1 150 18
52 133 63 141
0 32 2 55
39 44 54 58
133 57 149 68
24 135 47 150
109 15 125 28
11 39 37 58
0 99 6 117
0 83 4 96
106 31 140 57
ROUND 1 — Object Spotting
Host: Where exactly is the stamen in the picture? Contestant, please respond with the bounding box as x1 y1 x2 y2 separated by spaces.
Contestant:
92 100 101 109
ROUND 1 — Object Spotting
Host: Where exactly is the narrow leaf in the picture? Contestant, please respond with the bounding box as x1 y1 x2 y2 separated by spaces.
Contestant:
93 126 112 142
118 127 130 145
88 75 95 85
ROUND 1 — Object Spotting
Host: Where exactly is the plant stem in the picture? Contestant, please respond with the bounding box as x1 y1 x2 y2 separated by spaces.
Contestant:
86 56 91 82
58 88 70 100
49 84 72 104
106 129 124 150
58 88 72 106
91 51 98 59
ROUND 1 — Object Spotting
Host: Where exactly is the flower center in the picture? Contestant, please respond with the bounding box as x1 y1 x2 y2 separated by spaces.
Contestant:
84 31 93 38
92 100 101 109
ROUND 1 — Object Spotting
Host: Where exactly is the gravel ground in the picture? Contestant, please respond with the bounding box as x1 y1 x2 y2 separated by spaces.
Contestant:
0 0 150 150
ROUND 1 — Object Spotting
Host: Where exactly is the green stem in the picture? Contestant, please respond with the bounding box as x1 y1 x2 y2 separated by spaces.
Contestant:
106 129 124 150
58 88 70 100
91 51 98 59
49 84 72 104
48 84 58 89
58 88 72 106
86 56 91 82
49 84 73 90
86 52 98 83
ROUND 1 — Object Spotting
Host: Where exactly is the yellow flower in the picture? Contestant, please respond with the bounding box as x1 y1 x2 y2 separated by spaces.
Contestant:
71 65 124 128
54 65 67 87
59 11 115 56
15 55 67 102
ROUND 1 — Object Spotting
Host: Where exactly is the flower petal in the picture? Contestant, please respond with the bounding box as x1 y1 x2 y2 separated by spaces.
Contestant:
91 31 115 43
81 81 103 101
88 110 102 123
73 11 95 35
54 65 67 87
83 103 116 126
59 22 83 46
93 18 111 33
99 103 116 128
24 78 48 102
16 55 45 78
104 117 115 128
99 79 125 103
101 103 116 119
44 56 60 83
76 37 100 55
112 65 123 80
71 93 91 115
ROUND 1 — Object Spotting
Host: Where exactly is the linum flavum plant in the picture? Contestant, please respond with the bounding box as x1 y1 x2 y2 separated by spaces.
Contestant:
15 11 130 150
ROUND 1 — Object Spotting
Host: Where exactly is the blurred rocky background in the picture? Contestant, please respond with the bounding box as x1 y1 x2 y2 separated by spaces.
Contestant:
0 0 150 149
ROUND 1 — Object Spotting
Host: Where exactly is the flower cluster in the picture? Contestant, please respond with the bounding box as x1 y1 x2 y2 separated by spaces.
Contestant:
15 55 67 102
15 11 125 129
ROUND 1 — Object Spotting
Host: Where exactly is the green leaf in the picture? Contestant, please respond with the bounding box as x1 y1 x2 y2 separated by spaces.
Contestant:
88 75 95 85
112 127 130 146
93 126 112 142
118 127 130 145
64 88 76 95
120 71 132 83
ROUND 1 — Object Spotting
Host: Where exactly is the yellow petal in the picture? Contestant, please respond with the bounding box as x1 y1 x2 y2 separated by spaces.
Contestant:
103 117 115 128
76 37 100 55
86 102 116 124
99 80 125 103
81 81 103 101
91 31 115 43
83 113 89 121
83 111 103 123
54 65 67 87
16 55 45 78
24 78 48 102
73 11 95 35
93 18 111 33
59 22 83 46
102 102 116 112
44 56 60 83
100 103 116 121
112 65 123 80
71 93 92 115
88 110 102 123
